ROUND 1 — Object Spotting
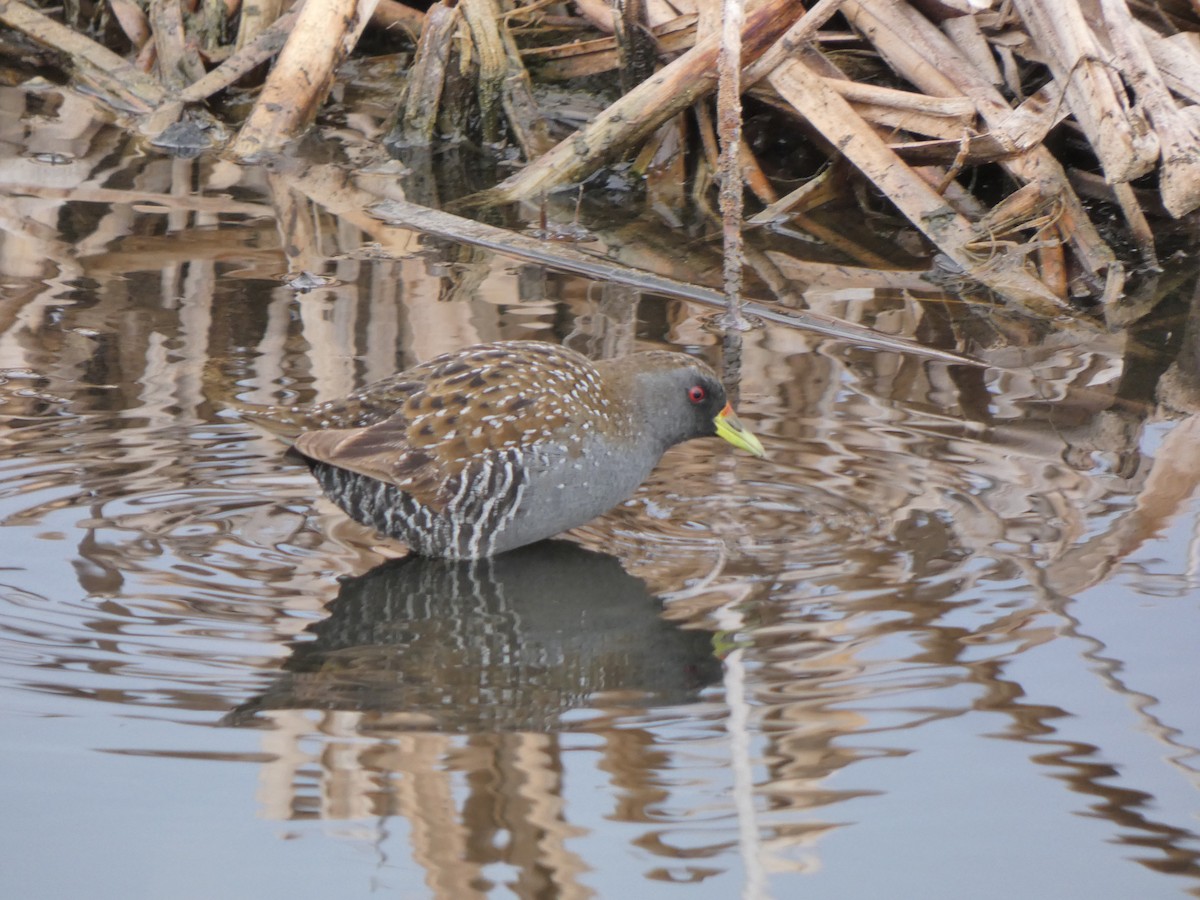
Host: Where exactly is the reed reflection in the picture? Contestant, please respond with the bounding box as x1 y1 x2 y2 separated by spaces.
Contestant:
230 541 721 732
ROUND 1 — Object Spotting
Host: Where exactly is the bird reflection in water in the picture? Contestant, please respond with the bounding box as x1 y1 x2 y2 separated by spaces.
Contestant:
228 542 721 732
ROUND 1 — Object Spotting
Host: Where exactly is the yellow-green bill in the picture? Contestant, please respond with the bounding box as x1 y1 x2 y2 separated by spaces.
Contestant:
714 404 765 458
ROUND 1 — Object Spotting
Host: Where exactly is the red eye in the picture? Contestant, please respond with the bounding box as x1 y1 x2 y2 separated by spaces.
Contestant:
688 385 707 404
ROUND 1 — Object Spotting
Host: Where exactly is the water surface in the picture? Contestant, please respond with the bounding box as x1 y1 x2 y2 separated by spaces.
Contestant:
3 83 1200 899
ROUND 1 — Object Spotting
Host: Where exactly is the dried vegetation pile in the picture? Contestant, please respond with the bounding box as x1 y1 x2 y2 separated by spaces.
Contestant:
4 0 1200 322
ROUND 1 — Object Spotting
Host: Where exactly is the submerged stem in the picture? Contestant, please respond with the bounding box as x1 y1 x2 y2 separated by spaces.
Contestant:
717 0 747 330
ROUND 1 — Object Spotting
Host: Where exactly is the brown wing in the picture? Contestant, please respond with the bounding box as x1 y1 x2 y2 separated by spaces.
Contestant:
293 413 448 510
294 341 612 513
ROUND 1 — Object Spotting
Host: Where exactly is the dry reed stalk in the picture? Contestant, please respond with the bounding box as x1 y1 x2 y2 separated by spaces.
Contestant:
842 101 977 140
389 2 458 147
1098 0 1200 216
941 13 1002 88
230 0 379 160
739 0 845 83
572 0 616 32
887 134 1011 167
974 184 1059 240
180 3 304 103
522 16 697 81
1143 25 1200 106
110 0 151 52
372 0 425 38
717 0 748 328
993 83 1071 152
823 81 977 119
737 138 778 206
638 118 689 218
747 168 837 225
150 0 206 87
235 0 284 49
693 97 721 175
1037 241 1069 303
570 0 692 32
1009 0 1159 184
